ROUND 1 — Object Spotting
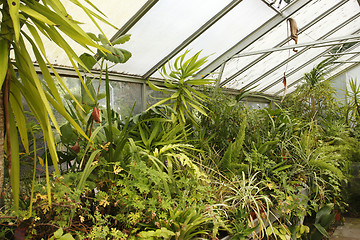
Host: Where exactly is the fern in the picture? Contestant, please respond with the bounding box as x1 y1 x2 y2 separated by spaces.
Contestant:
309 158 344 180
219 116 247 171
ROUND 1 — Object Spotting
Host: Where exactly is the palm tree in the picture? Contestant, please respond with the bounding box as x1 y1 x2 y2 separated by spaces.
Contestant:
0 0 115 210
292 58 335 120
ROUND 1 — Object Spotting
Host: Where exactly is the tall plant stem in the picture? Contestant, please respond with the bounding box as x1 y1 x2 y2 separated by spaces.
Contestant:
0 88 4 196
310 95 316 120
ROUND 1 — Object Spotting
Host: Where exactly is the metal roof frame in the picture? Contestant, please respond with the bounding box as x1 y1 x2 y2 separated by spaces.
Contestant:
231 34 360 59
261 30 360 93
217 0 351 88
82 0 360 97
195 0 313 80
240 13 360 92
274 44 360 95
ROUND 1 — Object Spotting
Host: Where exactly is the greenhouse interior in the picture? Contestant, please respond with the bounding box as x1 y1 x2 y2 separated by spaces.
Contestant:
1 0 360 239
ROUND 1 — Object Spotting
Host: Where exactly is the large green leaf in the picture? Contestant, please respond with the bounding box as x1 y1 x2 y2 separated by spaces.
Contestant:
44 0 67 15
7 0 20 42
112 34 131 45
46 92 90 141
0 39 9 89
20 4 56 25
23 30 63 106
9 80 29 154
97 44 132 64
8 105 20 211
16 37 61 134
313 224 328 238
76 149 101 191
27 0 106 51
79 53 97 70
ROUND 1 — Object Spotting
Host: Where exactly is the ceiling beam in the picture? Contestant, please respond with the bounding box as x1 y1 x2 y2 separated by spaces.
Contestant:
259 29 360 93
217 0 350 87
141 0 244 79
194 0 314 79
274 48 360 95
239 13 360 92
325 51 360 56
334 61 360 63
232 34 360 58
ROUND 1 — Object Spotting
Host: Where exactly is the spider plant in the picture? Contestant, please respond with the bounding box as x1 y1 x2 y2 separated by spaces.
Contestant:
345 78 360 127
222 171 275 239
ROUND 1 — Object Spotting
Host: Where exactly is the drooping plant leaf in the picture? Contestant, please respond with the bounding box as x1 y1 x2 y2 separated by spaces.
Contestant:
97 44 132 64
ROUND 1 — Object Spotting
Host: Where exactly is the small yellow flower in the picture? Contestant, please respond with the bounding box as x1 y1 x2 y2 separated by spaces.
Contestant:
266 182 275 190
79 215 85 223
101 142 111 151
113 165 123 175
41 204 50 214
99 196 110 207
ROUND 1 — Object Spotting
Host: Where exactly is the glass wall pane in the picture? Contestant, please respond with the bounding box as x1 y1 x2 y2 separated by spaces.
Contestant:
92 80 143 118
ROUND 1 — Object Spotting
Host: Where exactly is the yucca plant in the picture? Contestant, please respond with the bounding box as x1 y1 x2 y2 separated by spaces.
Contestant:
0 0 122 211
222 171 275 239
148 50 215 125
345 78 360 127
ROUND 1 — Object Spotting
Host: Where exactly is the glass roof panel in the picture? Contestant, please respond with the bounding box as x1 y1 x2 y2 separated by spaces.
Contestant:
63 0 148 38
219 0 344 84
254 47 330 92
270 54 329 95
328 50 360 77
221 0 360 92
274 45 360 95
257 14 360 94
150 0 275 79
110 0 233 75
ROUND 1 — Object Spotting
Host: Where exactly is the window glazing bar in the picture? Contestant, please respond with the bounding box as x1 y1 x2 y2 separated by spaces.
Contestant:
325 51 360 56
232 34 360 58
109 0 159 43
333 61 360 63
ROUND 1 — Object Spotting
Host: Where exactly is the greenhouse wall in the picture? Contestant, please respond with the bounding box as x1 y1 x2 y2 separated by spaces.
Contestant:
332 64 360 103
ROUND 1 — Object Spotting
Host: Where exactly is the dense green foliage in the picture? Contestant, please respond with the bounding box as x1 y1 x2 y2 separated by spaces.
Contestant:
0 45 358 240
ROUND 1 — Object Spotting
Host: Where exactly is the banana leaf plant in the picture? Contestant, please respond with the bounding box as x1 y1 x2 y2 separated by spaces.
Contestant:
0 0 126 211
